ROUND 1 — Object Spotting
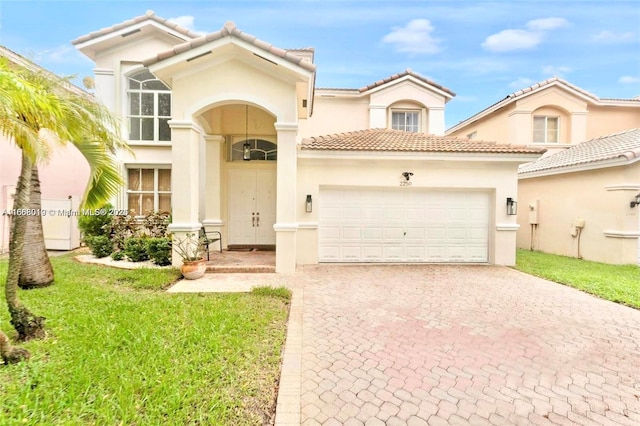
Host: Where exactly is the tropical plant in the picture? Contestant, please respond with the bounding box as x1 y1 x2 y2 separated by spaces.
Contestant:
78 203 113 238
0 55 128 344
171 233 206 262
124 237 149 262
85 235 114 258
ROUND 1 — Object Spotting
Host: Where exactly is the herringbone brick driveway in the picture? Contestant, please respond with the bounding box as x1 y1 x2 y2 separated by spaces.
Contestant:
299 265 640 425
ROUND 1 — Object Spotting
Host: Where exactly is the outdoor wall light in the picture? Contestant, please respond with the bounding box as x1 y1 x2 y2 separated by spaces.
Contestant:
306 195 313 213
243 142 251 161
631 193 640 208
402 171 414 181
506 197 517 215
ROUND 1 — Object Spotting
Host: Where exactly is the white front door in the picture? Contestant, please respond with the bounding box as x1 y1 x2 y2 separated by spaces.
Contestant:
228 170 276 245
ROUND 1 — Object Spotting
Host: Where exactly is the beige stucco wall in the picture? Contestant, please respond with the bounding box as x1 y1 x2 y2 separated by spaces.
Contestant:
297 156 523 266
586 106 640 138
448 86 639 147
448 104 515 143
0 136 90 252
300 95 370 137
517 164 640 264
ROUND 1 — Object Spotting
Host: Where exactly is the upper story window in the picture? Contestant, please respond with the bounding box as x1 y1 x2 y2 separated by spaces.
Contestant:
533 116 559 143
127 69 171 142
391 111 420 132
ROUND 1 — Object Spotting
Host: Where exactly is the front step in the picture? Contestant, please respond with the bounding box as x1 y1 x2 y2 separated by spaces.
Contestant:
205 264 276 273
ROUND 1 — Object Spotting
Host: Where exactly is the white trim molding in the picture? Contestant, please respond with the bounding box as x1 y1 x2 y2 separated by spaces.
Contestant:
167 223 201 233
496 223 520 231
168 120 200 131
274 122 299 132
93 68 115 76
273 223 299 232
605 184 640 191
603 230 640 239
202 219 225 227
297 222 318 229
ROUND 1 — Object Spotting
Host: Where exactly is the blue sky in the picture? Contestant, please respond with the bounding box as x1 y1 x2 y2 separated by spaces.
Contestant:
1 0 639 128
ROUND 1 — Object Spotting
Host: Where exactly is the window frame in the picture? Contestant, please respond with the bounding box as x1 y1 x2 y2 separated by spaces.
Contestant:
391 110 421 132
533 115 560 143
126 167 172 217
126 69 172 143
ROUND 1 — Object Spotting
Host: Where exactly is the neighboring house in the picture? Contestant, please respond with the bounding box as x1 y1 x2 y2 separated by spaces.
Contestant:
518 129 640 264
72 11 544 272
446 78 640 156
0 46 89 253
447 79 640 265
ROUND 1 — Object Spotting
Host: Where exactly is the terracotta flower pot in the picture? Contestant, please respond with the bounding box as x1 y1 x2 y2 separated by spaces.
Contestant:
180 259 207 280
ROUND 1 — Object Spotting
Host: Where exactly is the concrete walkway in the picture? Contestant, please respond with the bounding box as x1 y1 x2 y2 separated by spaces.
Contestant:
168 264 640 425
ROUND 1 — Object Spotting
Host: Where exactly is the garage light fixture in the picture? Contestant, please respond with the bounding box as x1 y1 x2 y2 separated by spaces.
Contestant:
506 197 517 215
306 195 313 213
631 193 640 208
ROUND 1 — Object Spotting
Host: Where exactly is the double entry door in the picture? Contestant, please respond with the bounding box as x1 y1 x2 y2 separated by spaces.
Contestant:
228 170 276 246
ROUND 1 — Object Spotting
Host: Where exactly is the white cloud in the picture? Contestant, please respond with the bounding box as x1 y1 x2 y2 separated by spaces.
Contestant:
33 45 93 67
619 76 640 84
168 15 207 35
482 29 542 52
483 17 569 52
592 30 635 42
542 65 571 77
509 77 535 89
526 17 569 31
382 19 441 54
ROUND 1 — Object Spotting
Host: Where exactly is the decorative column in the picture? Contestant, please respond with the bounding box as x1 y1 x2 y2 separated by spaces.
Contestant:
508 110 532 145
202 135 225 246
570 111 588 144
427 106 445 135
93 68 116 111
274 122 299 273
167 120 202 266
368 104 387 128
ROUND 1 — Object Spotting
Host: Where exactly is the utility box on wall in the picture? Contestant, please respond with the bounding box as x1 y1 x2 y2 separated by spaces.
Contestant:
528 200 539 224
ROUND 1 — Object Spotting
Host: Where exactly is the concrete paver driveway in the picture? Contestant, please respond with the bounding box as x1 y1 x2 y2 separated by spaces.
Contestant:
299 265 640 425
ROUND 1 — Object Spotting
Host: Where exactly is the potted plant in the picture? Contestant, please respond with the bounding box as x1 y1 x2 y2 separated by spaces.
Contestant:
171 232 207 280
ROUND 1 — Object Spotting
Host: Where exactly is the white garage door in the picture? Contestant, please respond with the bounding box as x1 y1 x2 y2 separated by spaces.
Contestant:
319 188 489 263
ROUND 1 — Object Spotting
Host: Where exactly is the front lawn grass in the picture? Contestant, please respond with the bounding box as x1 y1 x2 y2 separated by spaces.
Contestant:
515 249 640 309
0 254 291 425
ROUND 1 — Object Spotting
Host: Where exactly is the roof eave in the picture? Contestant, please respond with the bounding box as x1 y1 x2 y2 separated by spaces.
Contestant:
298 149 544 163
519 155 640 179
361 74 455 100
73 20 195 60
146 37 315 85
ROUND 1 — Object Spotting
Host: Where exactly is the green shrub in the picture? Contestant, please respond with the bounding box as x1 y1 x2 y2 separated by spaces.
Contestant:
146 237 171 266
111 251 125 261
124 237 149 262
78 203 113 238
107 214 140 251
85 235 113 258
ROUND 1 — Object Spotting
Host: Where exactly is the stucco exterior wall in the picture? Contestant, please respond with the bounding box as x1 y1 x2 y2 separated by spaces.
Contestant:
300 96 370 137
517 164 640 264
448 86 640 148
0 136 90 252
586 106 640 138
448 104 515 144
297 157 522 266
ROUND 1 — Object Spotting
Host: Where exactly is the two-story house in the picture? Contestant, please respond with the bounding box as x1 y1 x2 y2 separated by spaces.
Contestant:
447 78 640 265
71 11 544 272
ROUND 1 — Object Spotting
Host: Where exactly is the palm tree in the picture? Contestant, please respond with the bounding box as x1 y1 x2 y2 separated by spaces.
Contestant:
19 89 128 289
0 55 127 341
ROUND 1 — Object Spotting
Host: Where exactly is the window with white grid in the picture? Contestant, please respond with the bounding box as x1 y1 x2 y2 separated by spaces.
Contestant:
127 168 171 216
127 69 171 142
533 116 559 143
391 111 420 132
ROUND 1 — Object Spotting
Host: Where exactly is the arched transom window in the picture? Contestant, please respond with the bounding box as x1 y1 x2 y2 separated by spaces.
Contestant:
127 69 171 142
231 139 277 161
